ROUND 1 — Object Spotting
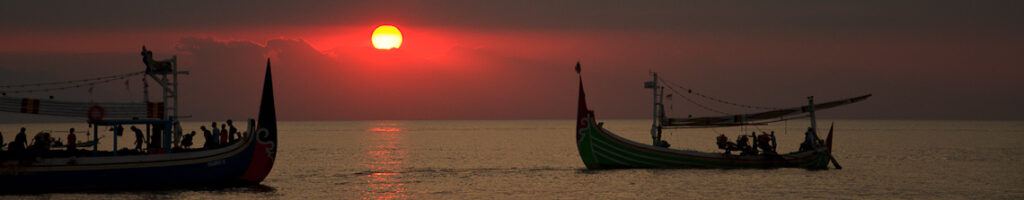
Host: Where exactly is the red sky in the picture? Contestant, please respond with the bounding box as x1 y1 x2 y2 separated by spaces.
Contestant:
1 1 1022 121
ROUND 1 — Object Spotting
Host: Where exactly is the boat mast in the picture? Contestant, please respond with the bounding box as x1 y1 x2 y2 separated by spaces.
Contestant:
145 56 189 120
808 96 818 135
645 72 663 146
145 55 188 150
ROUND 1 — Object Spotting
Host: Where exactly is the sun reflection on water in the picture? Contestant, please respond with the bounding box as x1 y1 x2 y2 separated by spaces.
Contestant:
361 121 412 199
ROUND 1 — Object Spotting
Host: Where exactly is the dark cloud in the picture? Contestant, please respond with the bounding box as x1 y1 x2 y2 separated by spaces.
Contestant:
1 1 1023 121
2 1 1021 34
1 31 1022 121
167 37 579 121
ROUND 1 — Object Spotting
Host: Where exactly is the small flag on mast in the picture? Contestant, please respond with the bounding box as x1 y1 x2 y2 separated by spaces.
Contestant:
574 61 581 74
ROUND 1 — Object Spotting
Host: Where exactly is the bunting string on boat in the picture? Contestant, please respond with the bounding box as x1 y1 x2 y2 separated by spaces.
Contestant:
0 71 144 94
0 71 144 88
0 96 162 119
661 83 731 115
657 77 781 110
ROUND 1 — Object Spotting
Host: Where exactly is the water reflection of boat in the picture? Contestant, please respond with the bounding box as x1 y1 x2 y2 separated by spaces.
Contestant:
0 51 278 192
574 62 869 170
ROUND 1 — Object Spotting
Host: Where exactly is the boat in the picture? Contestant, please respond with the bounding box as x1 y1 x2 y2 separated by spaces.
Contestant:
573 62 869 169
0 49 278 192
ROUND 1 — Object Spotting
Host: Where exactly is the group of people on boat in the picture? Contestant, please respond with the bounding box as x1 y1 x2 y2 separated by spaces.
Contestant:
198 119 246 149
0 118 251 162
0 127 83 160
714 127 826 155
716 131 777 156
124 119 248 153
799 127 826 152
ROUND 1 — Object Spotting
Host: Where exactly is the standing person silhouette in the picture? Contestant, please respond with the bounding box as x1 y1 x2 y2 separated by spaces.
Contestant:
227 120 238 143
220 124 228 145
67 128 77 153
211 122 220 146
9 128 28 153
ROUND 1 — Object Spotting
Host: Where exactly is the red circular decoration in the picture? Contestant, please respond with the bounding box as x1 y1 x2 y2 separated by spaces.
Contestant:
88 105 105 121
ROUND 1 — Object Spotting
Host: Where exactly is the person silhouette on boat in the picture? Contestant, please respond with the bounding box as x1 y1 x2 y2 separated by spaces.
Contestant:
67 128 77 153
182 131 195 149
757 132 775 155
799 127 819 152
131 126 145 151
28 132 52 157
211 122 220 146
716 134 738 154
220 124 228 146
201 126 214 149
8 128 28 154
736 135 756 155
227 120 238 144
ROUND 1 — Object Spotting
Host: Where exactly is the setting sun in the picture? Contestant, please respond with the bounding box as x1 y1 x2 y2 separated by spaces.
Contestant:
371 25 402 50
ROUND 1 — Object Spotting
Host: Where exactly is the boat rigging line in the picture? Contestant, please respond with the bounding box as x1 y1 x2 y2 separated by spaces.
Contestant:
659 81 730 115
0 71 145 94
657 77 781 110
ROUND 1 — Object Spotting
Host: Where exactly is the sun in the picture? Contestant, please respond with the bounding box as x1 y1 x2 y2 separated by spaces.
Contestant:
371 25 403 50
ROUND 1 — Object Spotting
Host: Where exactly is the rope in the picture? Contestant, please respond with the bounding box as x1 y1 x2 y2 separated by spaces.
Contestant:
661 82 730 115
658 78 780 110
0 71 144 88
0 71 143 94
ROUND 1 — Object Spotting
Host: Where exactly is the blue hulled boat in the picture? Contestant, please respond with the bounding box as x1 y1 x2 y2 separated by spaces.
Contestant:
0 51 278 192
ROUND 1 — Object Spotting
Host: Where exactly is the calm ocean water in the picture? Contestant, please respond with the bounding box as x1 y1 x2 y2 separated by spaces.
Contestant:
2 119 1023 199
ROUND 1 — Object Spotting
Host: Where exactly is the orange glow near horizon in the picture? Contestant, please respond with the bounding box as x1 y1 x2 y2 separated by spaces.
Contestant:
371 25 403 50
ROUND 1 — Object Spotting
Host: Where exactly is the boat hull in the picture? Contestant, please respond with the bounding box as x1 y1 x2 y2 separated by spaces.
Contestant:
574 69 832 170
576 119 831 170
0 59 279 192
0 134 265 192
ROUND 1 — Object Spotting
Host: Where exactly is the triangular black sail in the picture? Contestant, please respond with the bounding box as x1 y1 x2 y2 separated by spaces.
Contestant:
240 58 279 182
258 58 277 149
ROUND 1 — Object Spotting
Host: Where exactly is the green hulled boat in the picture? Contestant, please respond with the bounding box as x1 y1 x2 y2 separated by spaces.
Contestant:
574 62 869 170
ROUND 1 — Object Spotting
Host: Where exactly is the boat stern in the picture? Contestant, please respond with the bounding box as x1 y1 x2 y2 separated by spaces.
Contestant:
239 59 278 183
575 63 601 169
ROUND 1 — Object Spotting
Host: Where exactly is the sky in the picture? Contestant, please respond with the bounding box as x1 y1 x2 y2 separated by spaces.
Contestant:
0 0 1022 122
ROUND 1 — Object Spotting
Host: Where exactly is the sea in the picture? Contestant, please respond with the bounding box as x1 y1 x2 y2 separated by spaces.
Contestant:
1 119 1022 199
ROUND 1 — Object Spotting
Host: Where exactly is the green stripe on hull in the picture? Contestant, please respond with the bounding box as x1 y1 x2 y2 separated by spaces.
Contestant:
577 120 830 170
